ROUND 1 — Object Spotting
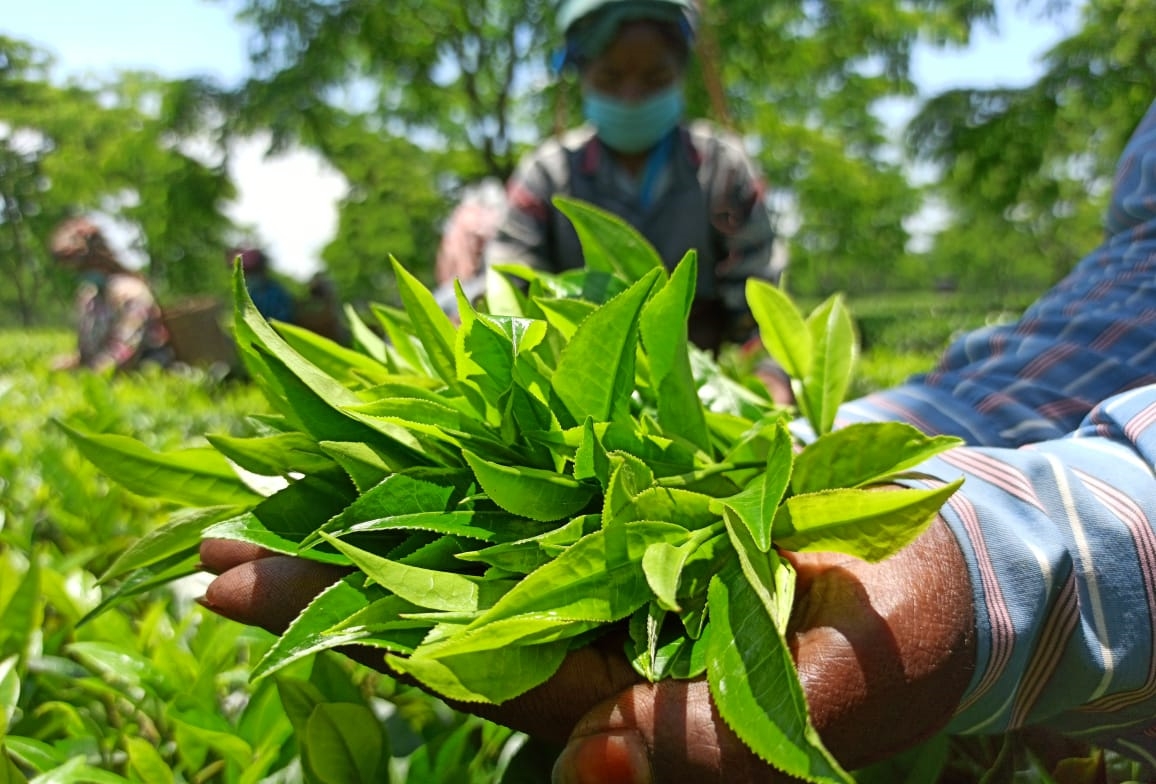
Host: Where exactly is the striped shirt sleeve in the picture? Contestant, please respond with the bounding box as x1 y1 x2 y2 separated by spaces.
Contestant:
919 390 1156 763
837 99 1156 447
823 99 1156 757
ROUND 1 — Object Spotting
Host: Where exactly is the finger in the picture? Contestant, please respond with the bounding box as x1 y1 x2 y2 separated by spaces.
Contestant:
469 634 640 746
788 517 975 767
198 538 280 574
199 555 349 635
553 679 771 784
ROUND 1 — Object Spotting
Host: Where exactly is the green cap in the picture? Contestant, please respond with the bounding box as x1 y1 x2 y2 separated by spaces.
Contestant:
557 0 698 67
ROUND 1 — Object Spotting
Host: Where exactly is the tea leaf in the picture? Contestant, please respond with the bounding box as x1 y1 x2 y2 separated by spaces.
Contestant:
390 256 458 386
124 737 175 784
207 432 335 477
252 344 428 468
344 303 389 363
467 521 690 627
774 480 964 562
454 306 515 423
628 604 710 681
535 298 598 340
388 631 571 704
643 540 692 611
319 532 494 613
234 266 388 443
303 702 387 784
369 302 429 376
607 486 719 529
746 279 812 380
318 441 391 492
799 295 856 436
551 270 661 425
81 551 201 624
484 266 528 317
720 421 794 551
454 515 599 575
328 468 472 523
252 575 425 682
553 197 664 281
100 506 239 583
55 421 262 507
0 550 37 663
252 473 356 541
323 510 535 544
462 451 596 522
200 514 349 564
722 508 794 633
640 252 711 453
273 321 391 389
792 423 964 494
574 417 611 488
707 563 850 783
1 745 30 784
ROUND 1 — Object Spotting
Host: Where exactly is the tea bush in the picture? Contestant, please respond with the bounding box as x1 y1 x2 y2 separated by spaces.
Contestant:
0 330 542 783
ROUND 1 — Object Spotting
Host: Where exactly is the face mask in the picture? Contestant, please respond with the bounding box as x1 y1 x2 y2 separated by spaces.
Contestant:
79 270 108 288
582 86 684 154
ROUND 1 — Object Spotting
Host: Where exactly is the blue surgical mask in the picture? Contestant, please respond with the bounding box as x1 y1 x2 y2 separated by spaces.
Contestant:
582 86 684 154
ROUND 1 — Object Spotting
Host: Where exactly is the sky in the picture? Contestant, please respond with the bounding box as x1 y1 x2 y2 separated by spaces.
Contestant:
5 1 1081 280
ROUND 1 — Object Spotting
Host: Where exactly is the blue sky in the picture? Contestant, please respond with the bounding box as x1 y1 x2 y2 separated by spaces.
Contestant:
5 0 1081 278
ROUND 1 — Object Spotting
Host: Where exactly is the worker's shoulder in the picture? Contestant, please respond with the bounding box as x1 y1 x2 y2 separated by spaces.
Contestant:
516 126 598 170
105 273 155 303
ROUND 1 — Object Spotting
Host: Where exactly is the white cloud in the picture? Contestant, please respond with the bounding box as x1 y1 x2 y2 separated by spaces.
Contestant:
226 136 349 281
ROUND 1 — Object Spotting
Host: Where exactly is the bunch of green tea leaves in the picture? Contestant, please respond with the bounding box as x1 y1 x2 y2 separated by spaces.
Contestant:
66 198 962 783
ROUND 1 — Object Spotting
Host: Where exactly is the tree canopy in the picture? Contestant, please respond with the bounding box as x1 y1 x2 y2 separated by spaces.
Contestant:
1 0 1151 325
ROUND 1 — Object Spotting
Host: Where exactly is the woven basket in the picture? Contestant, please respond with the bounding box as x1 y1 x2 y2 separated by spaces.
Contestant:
162 296 239 369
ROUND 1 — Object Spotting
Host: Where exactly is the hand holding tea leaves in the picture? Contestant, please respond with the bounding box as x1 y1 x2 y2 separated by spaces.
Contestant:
69 198 974 783
199 514 973 780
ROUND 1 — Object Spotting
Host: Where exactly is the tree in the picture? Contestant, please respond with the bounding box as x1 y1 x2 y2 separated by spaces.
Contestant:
0 37 73 325
700 0 1001 295
220 0 557 182
906 0 1155 290
315 117 446 300
0 36 240 325
214 0 1017 297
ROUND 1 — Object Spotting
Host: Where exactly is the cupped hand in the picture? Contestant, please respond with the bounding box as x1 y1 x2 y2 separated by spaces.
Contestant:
199 516 975 783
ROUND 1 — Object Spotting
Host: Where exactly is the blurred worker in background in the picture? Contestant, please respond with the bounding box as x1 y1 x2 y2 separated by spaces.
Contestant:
294 272 349 345
433 178 507 319
229 247 296 324
48 216 172 373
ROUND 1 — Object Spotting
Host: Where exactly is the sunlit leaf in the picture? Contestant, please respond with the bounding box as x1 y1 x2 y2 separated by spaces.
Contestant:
55 421 261 507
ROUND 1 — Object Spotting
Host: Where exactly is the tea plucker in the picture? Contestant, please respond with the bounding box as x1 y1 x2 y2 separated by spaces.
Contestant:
486 0 784 359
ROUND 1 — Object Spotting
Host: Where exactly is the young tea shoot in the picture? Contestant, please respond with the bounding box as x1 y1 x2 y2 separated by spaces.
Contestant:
67 197 963 783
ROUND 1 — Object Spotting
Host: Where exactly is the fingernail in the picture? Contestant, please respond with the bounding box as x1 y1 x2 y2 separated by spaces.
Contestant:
552 730 651 784
194 595 217 611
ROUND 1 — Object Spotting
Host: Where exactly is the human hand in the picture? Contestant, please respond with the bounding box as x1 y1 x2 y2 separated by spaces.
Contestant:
199 516 975 782
50 353 79 371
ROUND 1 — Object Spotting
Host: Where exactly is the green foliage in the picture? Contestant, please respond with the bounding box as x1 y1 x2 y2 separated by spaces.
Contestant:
319 123 447 298
4 0 1146 326
76 202 968 783
0 330 549 783
905 0 1155 294
0 40 238 324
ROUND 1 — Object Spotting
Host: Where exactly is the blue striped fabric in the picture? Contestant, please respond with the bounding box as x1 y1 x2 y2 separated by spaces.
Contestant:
833 99 1156 760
